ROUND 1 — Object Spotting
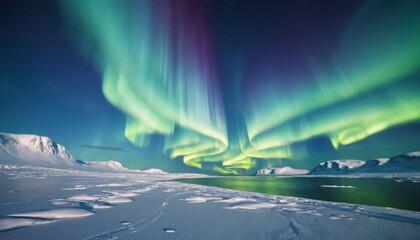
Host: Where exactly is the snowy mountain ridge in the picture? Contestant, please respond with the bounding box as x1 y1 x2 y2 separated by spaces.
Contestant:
308 160 365 174
254 153 420 176
309 154 420 175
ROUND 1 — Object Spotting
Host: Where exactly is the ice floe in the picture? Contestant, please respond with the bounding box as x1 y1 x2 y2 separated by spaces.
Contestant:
321 185 355 188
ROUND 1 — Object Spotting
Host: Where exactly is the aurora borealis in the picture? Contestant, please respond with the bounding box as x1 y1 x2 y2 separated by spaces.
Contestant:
1 0 420 174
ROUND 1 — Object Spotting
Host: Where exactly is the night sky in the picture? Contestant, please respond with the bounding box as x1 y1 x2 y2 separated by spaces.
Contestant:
1 0 419 175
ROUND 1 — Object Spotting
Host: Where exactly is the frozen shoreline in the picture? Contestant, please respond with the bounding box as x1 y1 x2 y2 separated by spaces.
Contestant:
1 164 420 239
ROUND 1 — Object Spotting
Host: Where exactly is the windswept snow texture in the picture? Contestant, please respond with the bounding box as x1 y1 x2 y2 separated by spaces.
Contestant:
255 167 309 176
0 165 420 239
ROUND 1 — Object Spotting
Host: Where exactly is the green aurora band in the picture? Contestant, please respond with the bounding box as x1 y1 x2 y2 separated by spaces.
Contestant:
245 1 420 159
60 1 420 174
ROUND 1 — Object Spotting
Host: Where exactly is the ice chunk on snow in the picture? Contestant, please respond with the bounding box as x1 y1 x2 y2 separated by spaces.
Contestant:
214 197 255 203
99 197 134 204
226 202 277 210
184 196 222 203
163 228 176 233
62 185 87 190
102 190 139 197
8 208 94 220
68 195 100 202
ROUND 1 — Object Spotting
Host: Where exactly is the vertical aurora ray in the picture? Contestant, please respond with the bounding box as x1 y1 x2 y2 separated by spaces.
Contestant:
60 0 227 170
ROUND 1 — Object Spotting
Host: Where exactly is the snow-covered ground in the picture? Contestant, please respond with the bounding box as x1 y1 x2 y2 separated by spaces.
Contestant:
1 133 420 239
0 164 420 240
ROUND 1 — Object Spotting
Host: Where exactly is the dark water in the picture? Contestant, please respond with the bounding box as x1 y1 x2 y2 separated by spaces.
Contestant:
177 177 420 212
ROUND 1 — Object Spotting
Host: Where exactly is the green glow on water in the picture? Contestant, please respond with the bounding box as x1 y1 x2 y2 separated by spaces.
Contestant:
178 177 420 212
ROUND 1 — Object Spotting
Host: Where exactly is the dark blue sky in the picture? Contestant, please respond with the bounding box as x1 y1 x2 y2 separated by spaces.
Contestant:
0 0 187 172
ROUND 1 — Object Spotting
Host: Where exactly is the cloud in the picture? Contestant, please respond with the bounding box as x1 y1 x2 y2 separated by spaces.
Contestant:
81 144 124 152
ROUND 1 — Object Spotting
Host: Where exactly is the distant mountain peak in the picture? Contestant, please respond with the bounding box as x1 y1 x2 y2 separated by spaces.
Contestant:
141 168 168 174
309 160 365 174
254 166 309 176
405 151 420 157
82 160 130 172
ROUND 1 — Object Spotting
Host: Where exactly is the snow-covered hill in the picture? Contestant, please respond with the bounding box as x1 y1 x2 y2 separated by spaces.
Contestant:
0 132 78 168
254 167 309 176
76 160 135 172
0 133 167 174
